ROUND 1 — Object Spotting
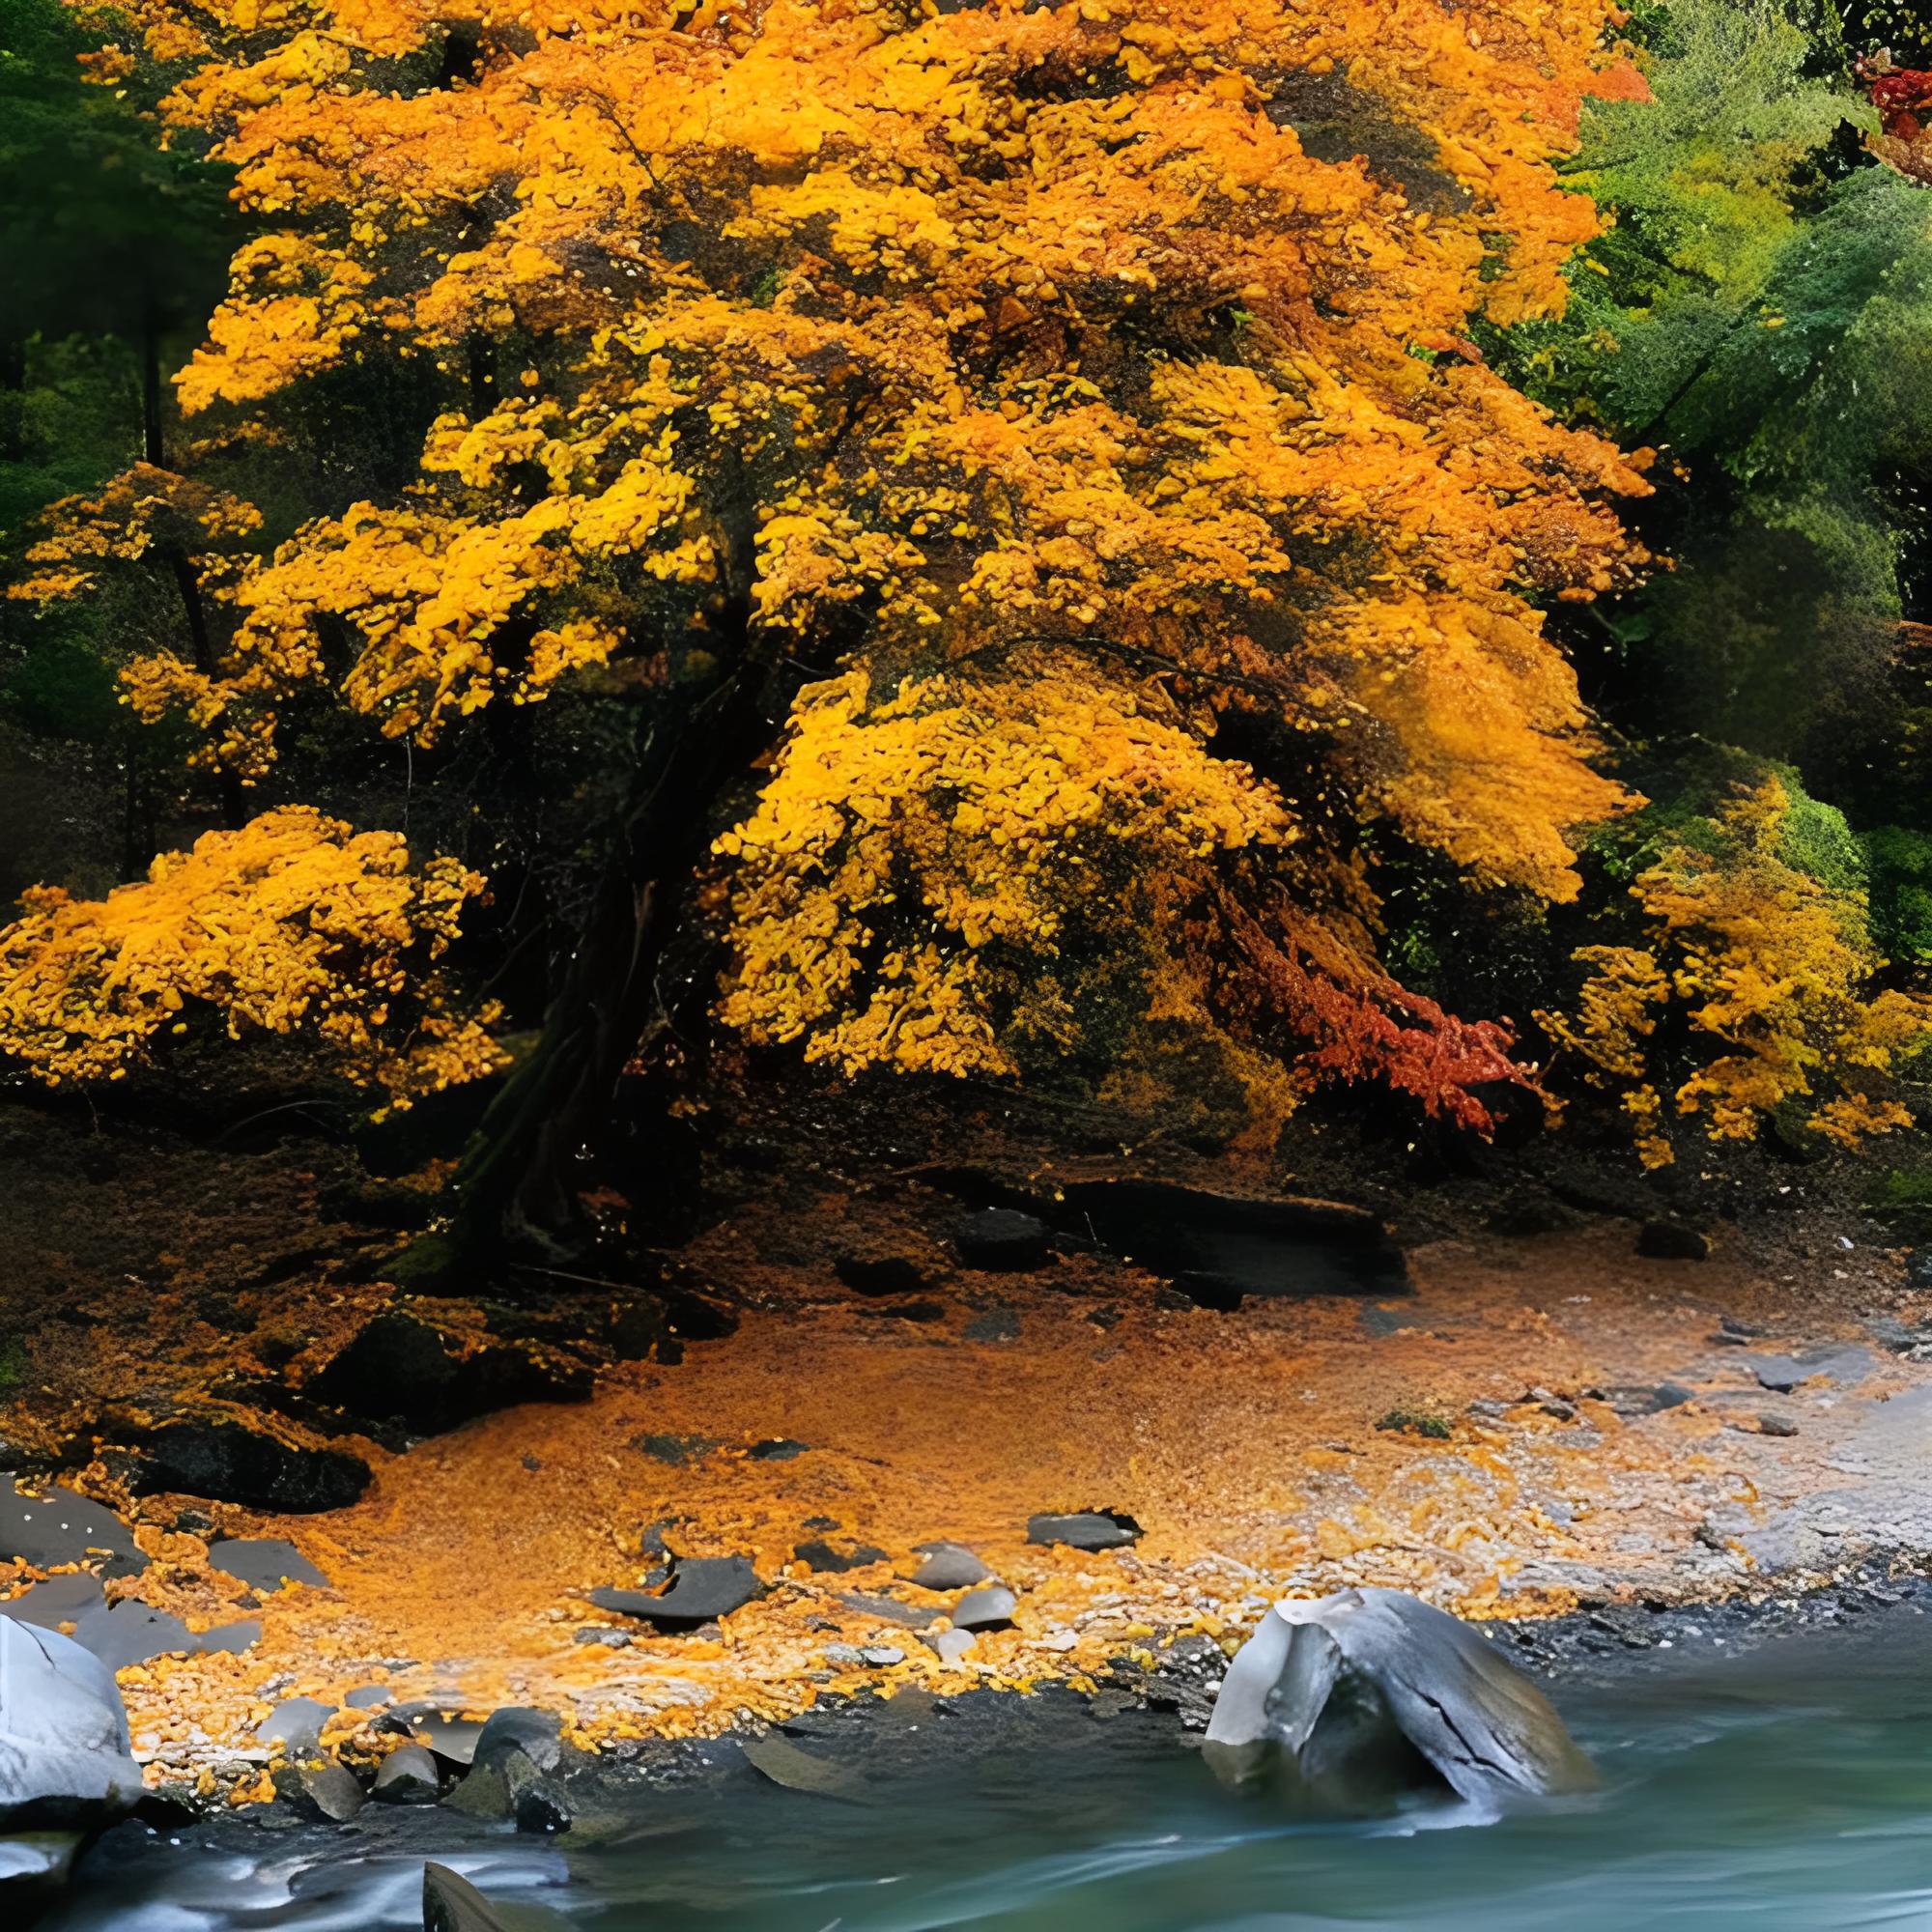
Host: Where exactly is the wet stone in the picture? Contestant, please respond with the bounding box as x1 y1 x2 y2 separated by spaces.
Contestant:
257 1697 332 1753
3 1571 106 1630
950 1585 1017 1631
910 1541 990 1590
371 1743 441 1804
586 1554 764 1628
0 1480 144 1578
71 1601 259 1672
210 1537 330 1593
273 1754 364 1823
423 1861 517 1932
1026 1510 1141 1551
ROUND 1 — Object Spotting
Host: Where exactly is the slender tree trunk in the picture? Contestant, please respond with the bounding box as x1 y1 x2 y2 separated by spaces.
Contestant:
448 662 774 1257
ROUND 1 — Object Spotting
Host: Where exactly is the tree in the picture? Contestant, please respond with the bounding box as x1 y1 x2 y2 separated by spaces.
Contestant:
5 0 1657 1253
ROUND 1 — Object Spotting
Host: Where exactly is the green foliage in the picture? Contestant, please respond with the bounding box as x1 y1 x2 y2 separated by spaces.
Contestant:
1375 1406 1453 1439
1862 825 1932 960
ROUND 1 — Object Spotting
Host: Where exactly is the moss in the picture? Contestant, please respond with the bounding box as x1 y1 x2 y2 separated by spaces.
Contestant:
1374 1406 1452 1439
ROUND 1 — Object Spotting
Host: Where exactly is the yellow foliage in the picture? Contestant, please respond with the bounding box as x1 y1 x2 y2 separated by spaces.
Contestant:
0 809 504 1109
1541 780 1932 1165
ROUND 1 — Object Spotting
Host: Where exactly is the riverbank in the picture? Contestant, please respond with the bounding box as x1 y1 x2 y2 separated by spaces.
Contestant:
7 1186 1930 1814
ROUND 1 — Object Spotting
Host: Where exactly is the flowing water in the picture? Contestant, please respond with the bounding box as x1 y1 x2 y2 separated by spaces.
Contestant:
41 1598 1932 1932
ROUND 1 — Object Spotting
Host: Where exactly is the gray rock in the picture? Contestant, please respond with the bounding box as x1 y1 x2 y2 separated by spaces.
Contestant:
344 1684 392 1709
0 1480 143 1578
794 1538 888 1574
514 1778 571 1834
911 1542 990 1590
1747 1346 1874 1395
257 1696 333 1754
470 1706 564 1775
742 1734 860 1798
860 1646 905 1666
0 1617 145 1833
950 1585 1017 1631
585 1554 763 1628
1026 1511 1140 1551
423 1861 517 1932
372 1744 442 1804
210 1538 331 1593
921 1628 978 1665
2 1572 106 1630
1204 1587 1595 1808
71 1600 260 1672
272 1754 364 1822
833 1590 936 1629
392 1705 486 1767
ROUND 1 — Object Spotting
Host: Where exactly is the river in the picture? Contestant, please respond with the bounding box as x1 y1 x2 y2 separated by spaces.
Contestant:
39 1594 1932 1931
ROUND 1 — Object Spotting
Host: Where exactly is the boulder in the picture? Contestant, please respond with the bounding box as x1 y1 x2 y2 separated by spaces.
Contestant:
372 1744 442 1804
271 1754 365 1823
120 1417 370 1513
1204 1587 1595 1809
309 1312 591 1438
257 1696 333 1754
950 1585 1016 1631
0 1617 145 1833
423 1861 517 1932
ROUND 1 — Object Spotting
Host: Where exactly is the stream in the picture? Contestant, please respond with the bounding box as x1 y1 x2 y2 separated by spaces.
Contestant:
39 1596 1932 1931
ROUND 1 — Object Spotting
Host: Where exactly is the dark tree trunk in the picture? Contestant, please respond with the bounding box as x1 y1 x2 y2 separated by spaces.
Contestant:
448 661 775 1259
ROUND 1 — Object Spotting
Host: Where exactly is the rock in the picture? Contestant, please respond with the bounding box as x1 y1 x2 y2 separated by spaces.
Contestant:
1636 1220 1708 1262
949 1585 1017 1631
747 1438 809 1461
392 1706 486 1768
632 1433 720 1465
1204 1587 1595 1807
272 1754 364 1823
855 1300 947 1322
309 1312 591 1438
860 1645 904 1666
423 1861 517 1932
1753 1414 1801 1437
1026 1510 1141 1551
794 1538 888 1574
344 1685 392 1709
585 1554 763 1628
2 1572 105 1630
921 1628 978 1665
1746 1345 1874 1393
0 1618 144 1833
372 1744 442 1804
514 1779 571 1834
834 1255 928 1298
120 1418 370 1513
833 1590 936 1629
469 1706 564 1775
954 1208 1053 1271
257 1696 333 1754
742 1734 860 1798
1059 1179 1408 1308
70 1600 259 1672
910 1541 990 1590
1650 1383 1696 1411
210 1537 330 1592
963 1307 1021 1343
0 1480 143 1578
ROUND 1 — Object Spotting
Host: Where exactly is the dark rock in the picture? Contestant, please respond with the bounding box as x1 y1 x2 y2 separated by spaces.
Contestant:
585 1554 763 1628
470 1706 564 1775
910 1541 990 1590
1484 1193 1577 1237
1636 1220 1709 1262
371 1743 441 1804
963 1307 1021 1343
856 1300 947 1322
1205 1586 1594 1804
210 1537 330 1593
0 1617 145 1833
1650 1383 1696 1412
747 1438 808 1462
1088 1305 1122 1330
834 1591 937 1629
0 1480 144 1577
308 1312 590 1438
1059 1179 1408 1307
1719 1315 1767 1340
344 1685 392 1710
834 1255 929 1297
1754 1414 1801 1437
392 1706 486 1768
71 1600 258 1672
514 1779 571 1834
954 1208 1053 1272
257 1697 333 1754
632 1433 719 1465
1026 1510 1141 1551
949 1585 1017 1631
3 1571 106 1630
1908 1249 1932 1291
120 1418 370 1514
423 1861 517 1932
794 1539 888 1574
272 1754 364 1823
742 1734 861 1798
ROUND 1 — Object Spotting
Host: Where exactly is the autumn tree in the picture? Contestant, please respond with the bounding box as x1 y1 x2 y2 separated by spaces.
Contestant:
2 0 1658 1254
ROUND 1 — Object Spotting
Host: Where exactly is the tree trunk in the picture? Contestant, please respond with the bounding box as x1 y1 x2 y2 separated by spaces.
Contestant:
448 662 774 1259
